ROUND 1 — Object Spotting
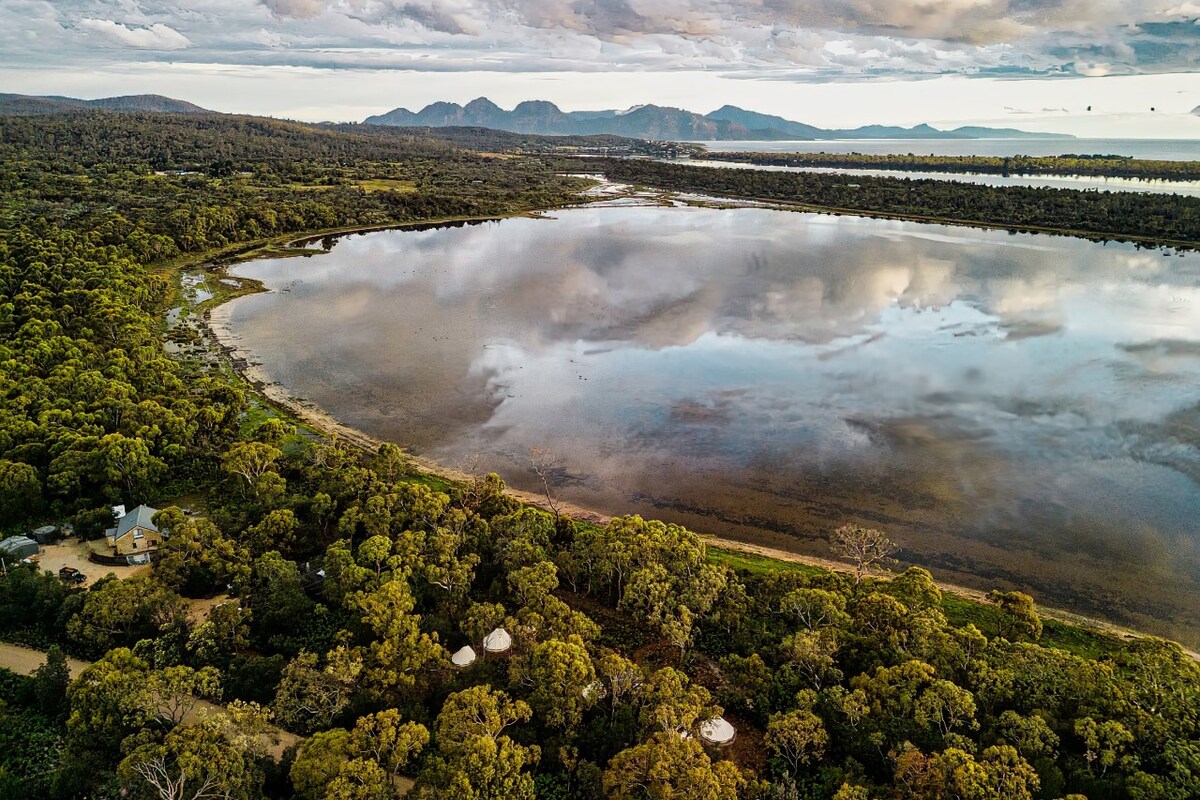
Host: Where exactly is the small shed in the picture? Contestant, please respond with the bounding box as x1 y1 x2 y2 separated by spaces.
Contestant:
0 536 40 561
699 716 736 747
30 525 58 545
482 627 512 654
451 646 477 668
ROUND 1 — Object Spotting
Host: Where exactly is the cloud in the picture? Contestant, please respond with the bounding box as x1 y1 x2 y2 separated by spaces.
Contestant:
0 0 1196 84
261 0 327 19
237 0 1200 77
78 18 191 49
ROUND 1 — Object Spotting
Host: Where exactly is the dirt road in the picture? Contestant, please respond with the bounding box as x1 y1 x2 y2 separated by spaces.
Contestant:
0 641 89 679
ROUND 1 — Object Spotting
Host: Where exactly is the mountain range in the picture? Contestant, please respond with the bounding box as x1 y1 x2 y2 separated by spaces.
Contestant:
364 98 1074 141
0 93 210 115
0 92 1073 141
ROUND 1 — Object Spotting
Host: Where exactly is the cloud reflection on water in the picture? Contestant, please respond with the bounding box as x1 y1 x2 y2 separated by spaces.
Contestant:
229 206 1200 639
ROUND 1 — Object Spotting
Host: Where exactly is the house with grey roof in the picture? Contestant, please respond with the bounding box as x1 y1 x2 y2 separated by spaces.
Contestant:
105 505 162 558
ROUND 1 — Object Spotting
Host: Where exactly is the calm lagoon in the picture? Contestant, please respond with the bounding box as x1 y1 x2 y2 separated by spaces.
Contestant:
225 206 1200 643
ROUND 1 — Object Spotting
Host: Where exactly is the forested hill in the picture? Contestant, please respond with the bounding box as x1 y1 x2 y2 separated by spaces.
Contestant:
2 110 1200 800
0 112 644 172
0 112 464 168
0 93 210 115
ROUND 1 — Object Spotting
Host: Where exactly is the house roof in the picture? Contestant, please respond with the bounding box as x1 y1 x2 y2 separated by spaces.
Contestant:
115 505 159 537
0 536 38 556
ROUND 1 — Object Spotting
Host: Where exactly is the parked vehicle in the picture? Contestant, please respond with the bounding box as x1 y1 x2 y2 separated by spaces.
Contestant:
58 566 86 585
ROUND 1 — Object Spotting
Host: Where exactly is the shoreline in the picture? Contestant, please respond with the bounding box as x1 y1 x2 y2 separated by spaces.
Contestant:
193 214 1200 661
203 296 613 529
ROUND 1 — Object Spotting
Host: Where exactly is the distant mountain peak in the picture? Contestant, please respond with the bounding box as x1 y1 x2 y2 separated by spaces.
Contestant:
513 100 563 113
464 97 501 112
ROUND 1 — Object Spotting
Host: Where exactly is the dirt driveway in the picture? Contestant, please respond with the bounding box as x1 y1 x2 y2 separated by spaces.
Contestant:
33 539 149 587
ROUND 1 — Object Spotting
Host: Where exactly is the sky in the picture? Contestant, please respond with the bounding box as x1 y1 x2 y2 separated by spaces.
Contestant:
3 0 1200 136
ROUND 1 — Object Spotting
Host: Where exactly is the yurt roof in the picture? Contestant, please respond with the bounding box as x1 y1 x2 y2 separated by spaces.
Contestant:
482 627 512 653
450 645 477 667
699 716 736 745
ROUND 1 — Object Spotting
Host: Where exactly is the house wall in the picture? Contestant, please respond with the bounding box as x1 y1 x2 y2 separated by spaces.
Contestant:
113 526 163 556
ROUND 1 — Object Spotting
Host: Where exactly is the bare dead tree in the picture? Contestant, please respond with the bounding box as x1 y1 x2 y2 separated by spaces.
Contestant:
830 524 898 586
133 755 224 800
528 446 563 520
458 453 486 510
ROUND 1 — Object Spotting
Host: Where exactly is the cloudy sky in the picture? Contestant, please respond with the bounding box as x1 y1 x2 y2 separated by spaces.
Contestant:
4 0 1200 135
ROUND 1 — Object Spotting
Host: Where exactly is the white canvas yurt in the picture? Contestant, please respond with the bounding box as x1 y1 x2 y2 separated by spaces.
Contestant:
451 645 477 668
482 627 512 654
699 716 736 747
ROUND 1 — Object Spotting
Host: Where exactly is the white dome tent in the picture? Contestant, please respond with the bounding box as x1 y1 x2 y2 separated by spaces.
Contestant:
450 645 477 668
699 716 736 747
482 627 512 654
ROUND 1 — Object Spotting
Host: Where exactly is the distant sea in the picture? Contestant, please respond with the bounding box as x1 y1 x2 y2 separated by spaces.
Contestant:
699 138 1200 160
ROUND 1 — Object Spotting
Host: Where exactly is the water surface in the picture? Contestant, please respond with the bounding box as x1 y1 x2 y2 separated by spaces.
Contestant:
226 208 1200 643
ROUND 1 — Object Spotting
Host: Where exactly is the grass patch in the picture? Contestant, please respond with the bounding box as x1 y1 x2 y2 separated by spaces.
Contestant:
276 179 418 194
279 432 314 458
238 402 280 437
941 588 1122 659
1040 619 1124 660
941 592 993 633
707 546 826 578
354 178 418 193
403 471 456 494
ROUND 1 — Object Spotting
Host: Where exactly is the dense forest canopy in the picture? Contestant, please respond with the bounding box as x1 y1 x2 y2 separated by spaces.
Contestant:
0 111 1198 800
